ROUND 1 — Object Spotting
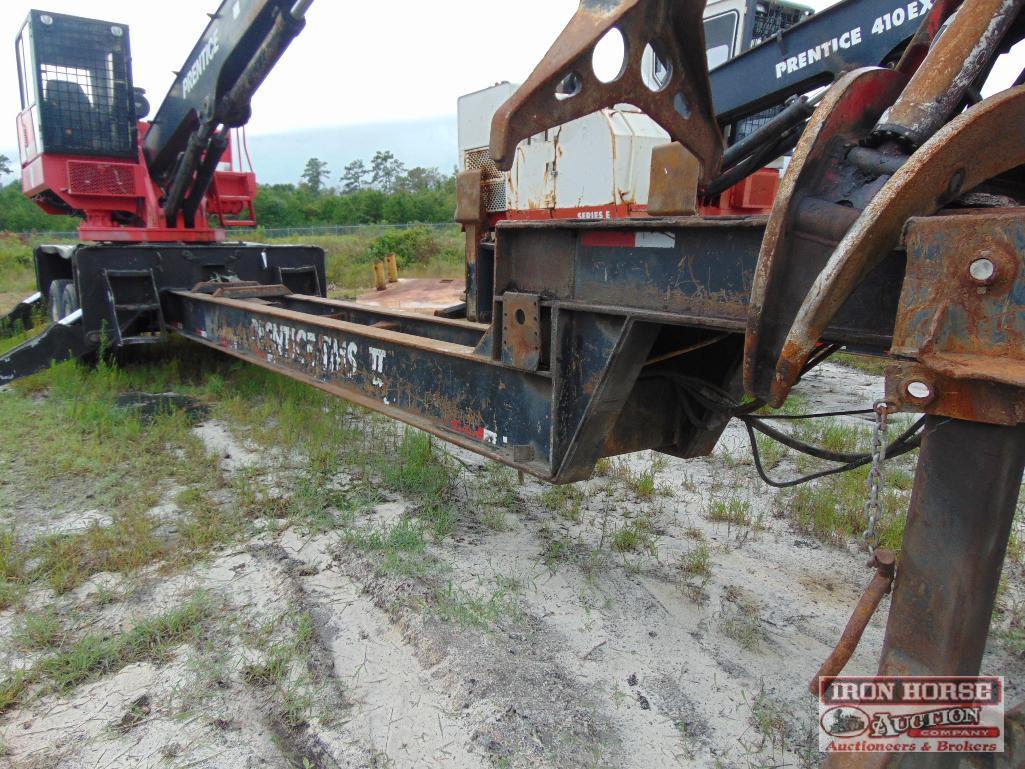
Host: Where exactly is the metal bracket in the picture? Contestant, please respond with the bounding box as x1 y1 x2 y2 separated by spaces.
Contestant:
885 211 1025 425
489 0 723 188
501 292 543 371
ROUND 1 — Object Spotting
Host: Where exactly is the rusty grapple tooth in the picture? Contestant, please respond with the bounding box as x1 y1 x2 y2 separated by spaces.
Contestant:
489 0 724 189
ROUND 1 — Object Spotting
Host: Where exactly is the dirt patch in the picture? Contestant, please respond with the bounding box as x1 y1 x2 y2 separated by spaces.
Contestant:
1 361 1024 769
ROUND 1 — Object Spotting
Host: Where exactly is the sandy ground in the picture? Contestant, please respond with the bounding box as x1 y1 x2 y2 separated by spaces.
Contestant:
2 362 1023 769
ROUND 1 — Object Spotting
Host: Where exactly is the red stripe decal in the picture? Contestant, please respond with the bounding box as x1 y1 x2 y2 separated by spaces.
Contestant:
581 231 636 248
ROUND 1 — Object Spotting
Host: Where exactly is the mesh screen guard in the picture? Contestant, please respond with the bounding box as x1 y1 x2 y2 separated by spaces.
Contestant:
29 11 137 158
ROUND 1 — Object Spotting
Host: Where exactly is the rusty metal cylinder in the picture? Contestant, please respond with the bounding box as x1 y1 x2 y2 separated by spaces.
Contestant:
880 417 1025 769
386 253 399 284
876 0 1024 147
809 548 896 697
373 261 387 292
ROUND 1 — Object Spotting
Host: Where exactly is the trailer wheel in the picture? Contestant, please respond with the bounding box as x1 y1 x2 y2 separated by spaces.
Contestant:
61 282 79 318
48 279 72 323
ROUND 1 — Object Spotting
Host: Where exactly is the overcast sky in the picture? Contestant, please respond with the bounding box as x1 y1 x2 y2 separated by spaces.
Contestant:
0 0 585 139
0 0 1020 147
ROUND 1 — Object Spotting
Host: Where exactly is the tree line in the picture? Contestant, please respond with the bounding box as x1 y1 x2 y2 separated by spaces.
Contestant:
254 151 457 229
0 151 458 233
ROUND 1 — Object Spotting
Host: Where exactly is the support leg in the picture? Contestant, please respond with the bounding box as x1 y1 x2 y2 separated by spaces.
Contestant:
824 417 1025 769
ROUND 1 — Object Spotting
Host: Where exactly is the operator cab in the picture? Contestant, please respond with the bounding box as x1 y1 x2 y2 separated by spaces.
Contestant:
15 10 137 164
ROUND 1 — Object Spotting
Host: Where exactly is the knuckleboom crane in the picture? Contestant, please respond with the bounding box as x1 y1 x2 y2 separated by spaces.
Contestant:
2 0 326 376
19 0 312 240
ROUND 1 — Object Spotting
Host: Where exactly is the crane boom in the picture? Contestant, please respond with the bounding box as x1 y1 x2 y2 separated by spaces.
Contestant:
144 0 312 226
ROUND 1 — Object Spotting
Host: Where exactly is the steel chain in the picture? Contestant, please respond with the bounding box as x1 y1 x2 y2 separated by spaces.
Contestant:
863 401 893 552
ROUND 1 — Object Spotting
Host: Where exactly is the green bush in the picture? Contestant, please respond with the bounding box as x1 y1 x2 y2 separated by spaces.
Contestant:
277 228 462 292
0 235 36 294
366 227 443 268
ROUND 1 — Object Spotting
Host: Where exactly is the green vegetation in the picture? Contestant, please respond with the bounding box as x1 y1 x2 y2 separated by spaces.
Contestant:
273 226 463 294
611 517 657 555
833 351 890 377
0 593 214 714
783 465 910 550
718 585 766 651
432 578 522 630
679 543 712 579
0 181 78 235
0 528 25 610
242 611 315 688
257 151 456 230
707 495 754 528
541 485 585 523
12 609 63 651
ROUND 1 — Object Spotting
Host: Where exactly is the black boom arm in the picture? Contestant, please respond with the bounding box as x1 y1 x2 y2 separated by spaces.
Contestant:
143 0 313 227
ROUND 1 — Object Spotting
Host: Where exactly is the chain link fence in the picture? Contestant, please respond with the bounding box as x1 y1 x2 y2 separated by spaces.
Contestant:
15 221 459 241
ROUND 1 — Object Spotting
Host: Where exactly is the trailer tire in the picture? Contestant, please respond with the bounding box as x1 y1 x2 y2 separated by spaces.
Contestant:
48 279 72 323
61 282 79 319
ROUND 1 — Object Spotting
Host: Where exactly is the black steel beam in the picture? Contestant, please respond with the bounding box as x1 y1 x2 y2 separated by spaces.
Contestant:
496 218 905 349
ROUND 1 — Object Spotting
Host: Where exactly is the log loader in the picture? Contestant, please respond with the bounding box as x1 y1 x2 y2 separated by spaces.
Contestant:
4 0 1025 765
1 0 326 381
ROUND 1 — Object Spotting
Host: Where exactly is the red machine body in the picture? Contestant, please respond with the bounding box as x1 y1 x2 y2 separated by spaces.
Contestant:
17 115 256 243
13 5 306 244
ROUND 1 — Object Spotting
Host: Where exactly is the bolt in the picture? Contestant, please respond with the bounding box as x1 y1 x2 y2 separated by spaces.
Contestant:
905 380 933 402
969 256 997 285
946 169 966 199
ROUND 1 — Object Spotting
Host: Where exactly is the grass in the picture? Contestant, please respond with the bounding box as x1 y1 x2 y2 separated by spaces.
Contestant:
13 609 63 651
0 309 49 357
431 578 521 630
791 418 867 473
277 228 462 294
610 517 657 555
707 495 754 527
754 433 789 469
630 470 657 500
0 354 243 592
0 592 215 714
344 517 436 579
466 463 519 531
242 611 315 689
783 465 909 550
0 235 37 297
679 543 711 578
833 351 890 377
718 585 766 651
0 528 25 610
382 429 455 501
747 686 797 756
31 512 172 595
540 485 585 523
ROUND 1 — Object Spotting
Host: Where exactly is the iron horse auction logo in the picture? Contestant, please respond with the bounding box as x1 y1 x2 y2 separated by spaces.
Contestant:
818 676 1004 754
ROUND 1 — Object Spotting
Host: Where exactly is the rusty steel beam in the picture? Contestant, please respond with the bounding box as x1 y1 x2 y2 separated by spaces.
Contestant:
749 82 1025 407
771 85 1025 407
877 417 1025 768
744 66 908 402
164 289 675 483
746 0 1025 407
822 417 1025 769
878 417 1025 677
885 211 1025 425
